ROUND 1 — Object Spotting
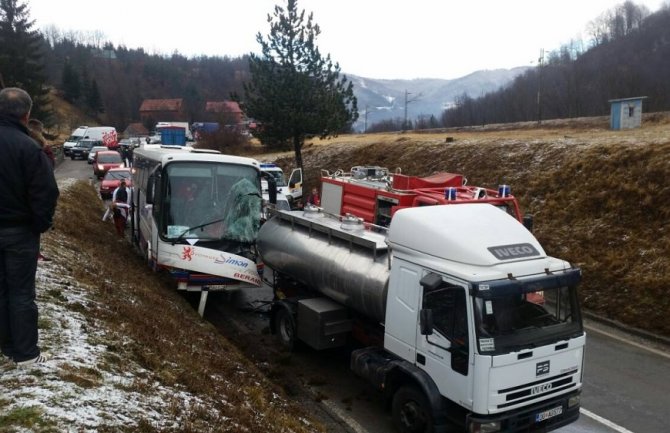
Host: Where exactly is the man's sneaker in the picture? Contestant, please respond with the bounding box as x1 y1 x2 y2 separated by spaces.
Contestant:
37 253 52 262
16 354 49 366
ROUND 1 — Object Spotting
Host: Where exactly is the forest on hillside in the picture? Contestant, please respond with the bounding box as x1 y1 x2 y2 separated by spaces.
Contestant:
442 2 670 127
2 1 669 132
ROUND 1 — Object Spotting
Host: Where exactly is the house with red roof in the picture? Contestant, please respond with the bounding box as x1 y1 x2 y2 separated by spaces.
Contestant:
204 100 243 125
139 99 186 123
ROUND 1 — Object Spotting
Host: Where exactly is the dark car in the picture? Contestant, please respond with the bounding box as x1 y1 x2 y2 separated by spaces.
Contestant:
70 139 101 160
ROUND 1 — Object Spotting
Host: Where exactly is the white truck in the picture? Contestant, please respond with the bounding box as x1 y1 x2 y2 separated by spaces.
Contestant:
63 126 118 155
257 204 584 433
260 162 302 208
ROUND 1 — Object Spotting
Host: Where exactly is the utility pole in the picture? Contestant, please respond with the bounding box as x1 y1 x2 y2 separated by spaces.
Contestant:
364 105 373 133
537 48 544 125
404 90 411 130
403 90 421 131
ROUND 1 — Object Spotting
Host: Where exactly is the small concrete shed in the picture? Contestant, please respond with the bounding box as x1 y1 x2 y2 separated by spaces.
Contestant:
609 96 647 130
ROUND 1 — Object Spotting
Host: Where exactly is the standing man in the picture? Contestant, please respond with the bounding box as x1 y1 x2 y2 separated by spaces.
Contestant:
111 180 131 238
0 88 59 366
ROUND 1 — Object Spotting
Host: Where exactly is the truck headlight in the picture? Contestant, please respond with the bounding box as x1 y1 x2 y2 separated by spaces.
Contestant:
468 420 501 433
568 395 580 408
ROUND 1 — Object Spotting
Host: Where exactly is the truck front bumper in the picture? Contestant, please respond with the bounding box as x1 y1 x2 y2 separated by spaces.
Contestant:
467 390 581 433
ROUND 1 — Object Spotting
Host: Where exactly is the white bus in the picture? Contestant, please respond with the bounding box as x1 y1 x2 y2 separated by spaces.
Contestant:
131 145 267 315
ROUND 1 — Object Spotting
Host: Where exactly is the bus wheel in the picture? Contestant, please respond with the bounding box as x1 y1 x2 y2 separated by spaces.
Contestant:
392 386 433 433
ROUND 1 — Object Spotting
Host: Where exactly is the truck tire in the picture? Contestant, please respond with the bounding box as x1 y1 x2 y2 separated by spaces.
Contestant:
274 307 297 350
392 386 433 433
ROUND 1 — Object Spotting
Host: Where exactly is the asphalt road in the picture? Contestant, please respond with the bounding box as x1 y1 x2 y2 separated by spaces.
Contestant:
56 158 670 433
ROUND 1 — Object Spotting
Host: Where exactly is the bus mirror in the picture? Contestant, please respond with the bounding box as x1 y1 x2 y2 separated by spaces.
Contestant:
146 175 156 204
261 172 277 204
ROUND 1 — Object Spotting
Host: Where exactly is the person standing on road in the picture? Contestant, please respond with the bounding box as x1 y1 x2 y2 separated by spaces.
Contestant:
0 87 59 366
111 180 131 238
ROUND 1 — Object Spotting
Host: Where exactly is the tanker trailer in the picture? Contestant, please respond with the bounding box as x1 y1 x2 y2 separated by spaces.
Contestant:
258 204 585 433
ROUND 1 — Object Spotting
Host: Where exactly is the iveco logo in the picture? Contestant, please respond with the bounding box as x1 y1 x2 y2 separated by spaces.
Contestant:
487 243 541 260
531 383 553 395
536 360 550 376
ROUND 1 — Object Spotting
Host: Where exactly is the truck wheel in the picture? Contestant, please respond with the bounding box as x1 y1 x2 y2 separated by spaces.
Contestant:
392 386 433 433
274 307 297 350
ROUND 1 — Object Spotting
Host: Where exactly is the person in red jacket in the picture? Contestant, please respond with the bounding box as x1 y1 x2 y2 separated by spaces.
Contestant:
305 186 321 207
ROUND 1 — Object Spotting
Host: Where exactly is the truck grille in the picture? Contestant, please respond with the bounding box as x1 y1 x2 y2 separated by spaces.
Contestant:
497 368 578 409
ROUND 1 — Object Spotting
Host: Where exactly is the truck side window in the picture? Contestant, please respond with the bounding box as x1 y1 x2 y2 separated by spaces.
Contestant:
423 284 469 375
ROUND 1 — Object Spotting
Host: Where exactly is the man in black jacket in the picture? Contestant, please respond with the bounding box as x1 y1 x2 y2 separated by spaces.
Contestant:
0 87 59 366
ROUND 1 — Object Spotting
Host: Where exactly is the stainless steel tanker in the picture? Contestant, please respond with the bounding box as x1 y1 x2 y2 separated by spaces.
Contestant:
257 207 390 322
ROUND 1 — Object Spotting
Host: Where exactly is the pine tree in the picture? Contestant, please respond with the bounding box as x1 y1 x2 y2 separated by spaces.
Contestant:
86 78 103 115
61 61 81 103
241 0 358 173
0 0 52 122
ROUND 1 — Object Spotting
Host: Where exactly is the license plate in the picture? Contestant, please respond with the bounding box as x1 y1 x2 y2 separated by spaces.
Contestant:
535 406 563 422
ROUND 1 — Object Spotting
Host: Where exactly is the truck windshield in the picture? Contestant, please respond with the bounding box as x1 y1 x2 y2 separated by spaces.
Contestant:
161 162 261 243
474 284 582 355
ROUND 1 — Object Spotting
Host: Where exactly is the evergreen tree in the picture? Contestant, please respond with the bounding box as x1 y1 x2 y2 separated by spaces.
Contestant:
61 61 81 103
86 78 103 115
241 0 358 173
0 0 52 122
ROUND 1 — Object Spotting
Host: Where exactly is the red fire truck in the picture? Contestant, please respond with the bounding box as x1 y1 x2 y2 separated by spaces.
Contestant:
319 165 526 227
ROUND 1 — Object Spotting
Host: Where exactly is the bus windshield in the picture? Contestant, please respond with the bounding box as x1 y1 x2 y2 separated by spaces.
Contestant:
162 162 261 243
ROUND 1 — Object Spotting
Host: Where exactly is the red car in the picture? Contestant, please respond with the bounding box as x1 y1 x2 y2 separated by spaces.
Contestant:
94 151 125 179
99 168 132 200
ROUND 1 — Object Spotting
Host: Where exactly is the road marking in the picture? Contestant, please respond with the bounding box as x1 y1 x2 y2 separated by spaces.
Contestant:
581 408 635 433
584 324 670 360
321 399 369 433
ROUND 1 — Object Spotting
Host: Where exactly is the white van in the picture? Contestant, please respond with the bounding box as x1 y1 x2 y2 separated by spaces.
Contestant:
63 126 118 156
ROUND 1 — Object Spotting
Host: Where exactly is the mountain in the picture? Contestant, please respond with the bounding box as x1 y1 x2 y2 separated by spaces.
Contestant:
348 67 530 131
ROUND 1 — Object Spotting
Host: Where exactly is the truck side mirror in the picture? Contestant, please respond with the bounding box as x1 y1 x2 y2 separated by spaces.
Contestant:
523 215 534 232
420 309 434 336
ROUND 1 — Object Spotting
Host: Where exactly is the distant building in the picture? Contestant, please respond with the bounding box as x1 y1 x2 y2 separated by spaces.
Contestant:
139 98 186 123
609 97 647 130
123 122 149 138
204 100 243 124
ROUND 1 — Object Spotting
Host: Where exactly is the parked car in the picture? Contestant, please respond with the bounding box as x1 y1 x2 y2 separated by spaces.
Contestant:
94 151 125 178
118 138 140 148
99 167 132 200
70 139 101 160
87 146 110 164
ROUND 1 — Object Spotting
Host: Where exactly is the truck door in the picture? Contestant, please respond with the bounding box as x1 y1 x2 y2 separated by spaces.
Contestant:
417 276 473 410
287 168 303 202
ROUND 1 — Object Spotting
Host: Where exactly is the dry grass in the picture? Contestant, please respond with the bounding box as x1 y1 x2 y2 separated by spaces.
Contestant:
266 113 670 336
45 182 325 433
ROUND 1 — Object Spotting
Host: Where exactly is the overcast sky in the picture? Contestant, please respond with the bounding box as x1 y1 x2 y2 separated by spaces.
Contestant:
27 0 666 80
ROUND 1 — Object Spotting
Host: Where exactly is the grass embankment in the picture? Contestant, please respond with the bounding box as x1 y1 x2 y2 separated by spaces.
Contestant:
0 181 324 433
